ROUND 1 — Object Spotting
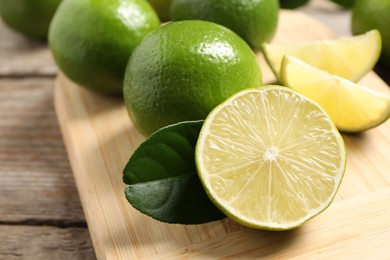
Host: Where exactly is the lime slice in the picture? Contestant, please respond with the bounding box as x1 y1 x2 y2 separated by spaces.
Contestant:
281 56 390 132
196 86 346 230
263 30 381 82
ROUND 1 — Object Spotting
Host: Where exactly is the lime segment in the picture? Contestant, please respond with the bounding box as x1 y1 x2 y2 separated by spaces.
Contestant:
281 56 390 132
263 30 381 82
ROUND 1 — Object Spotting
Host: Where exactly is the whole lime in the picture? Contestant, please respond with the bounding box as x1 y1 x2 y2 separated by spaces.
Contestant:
279 0 309 9
49 0 160 95
352 0 390 68
0 0 62 38
170 0 279 50
124 20 263 136
330 0 355 8
147 0 172 22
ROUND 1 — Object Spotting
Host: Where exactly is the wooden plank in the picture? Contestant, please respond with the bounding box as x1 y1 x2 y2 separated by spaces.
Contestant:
153 188 390 259
300 0 352 37
0 20 57 77
0 78 85 224
54 10 390 259
0 225 95 260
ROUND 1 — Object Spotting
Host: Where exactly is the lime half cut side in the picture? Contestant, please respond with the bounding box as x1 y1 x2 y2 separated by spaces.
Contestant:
195 86 346 230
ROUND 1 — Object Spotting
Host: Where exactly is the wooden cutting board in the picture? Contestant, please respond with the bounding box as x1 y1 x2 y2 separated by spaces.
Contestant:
54 10 390 259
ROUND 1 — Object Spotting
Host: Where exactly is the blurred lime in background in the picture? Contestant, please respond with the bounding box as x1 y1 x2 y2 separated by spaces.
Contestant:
0 0 62 38
147 0 172 21
352 0 390 68
279 0 309 9
49 0 160 95
330 0 355 8
171 0 279 50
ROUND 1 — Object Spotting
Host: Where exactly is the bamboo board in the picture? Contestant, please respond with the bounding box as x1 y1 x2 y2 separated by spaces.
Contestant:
54 10 390 259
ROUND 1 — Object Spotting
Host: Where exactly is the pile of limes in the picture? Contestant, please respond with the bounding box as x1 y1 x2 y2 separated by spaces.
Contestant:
48 0 278 127
2 0 389 231
48 0 278 96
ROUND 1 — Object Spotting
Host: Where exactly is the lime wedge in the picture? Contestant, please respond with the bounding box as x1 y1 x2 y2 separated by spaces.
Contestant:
281 55 390 132
196 86 346 230
263 30 381 82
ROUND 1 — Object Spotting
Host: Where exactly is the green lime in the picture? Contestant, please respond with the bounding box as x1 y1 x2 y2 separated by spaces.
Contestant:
147 0 172 22
0 0 62 38
124 20 262 136
170 0 279 50
49 0 160 95
279 0 309 9
352 0 390 68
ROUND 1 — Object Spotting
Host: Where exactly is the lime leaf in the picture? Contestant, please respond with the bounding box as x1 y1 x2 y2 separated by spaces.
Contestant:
125 174 225 224
123 120 225 224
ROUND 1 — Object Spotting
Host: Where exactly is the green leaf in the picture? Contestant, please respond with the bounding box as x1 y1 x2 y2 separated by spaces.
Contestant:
123 120 225 224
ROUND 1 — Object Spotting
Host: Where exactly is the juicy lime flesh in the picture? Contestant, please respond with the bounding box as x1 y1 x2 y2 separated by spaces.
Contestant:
196 87 346 230
281 56 390 132
0 0 62 38
171 0 279 50
49 0 160 95
352 0 390 68
263 30 381 82
124 20 262 136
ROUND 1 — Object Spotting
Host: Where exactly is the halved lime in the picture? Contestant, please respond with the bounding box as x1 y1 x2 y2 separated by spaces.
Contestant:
196 86 346 230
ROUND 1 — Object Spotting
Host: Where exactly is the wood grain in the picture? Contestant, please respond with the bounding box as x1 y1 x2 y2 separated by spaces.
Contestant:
0 20 57 77
54 10 390 259
154 189 390 259
0 78 85 225
0 15 95 259
0 225 95 260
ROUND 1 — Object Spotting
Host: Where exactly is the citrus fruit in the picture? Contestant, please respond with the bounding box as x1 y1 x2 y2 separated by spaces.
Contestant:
281 55 390 132
49 0 160 95
330 0 355 8
123 20 262 136
147 0 172 22
279 0 309 9
0 0 62 38
352 0 390 68
170 0 279 50
263 30 381 82
195 86 346 230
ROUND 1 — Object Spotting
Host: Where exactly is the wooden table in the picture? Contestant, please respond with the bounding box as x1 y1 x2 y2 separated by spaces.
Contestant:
0 1 388 258
0 11 96 260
